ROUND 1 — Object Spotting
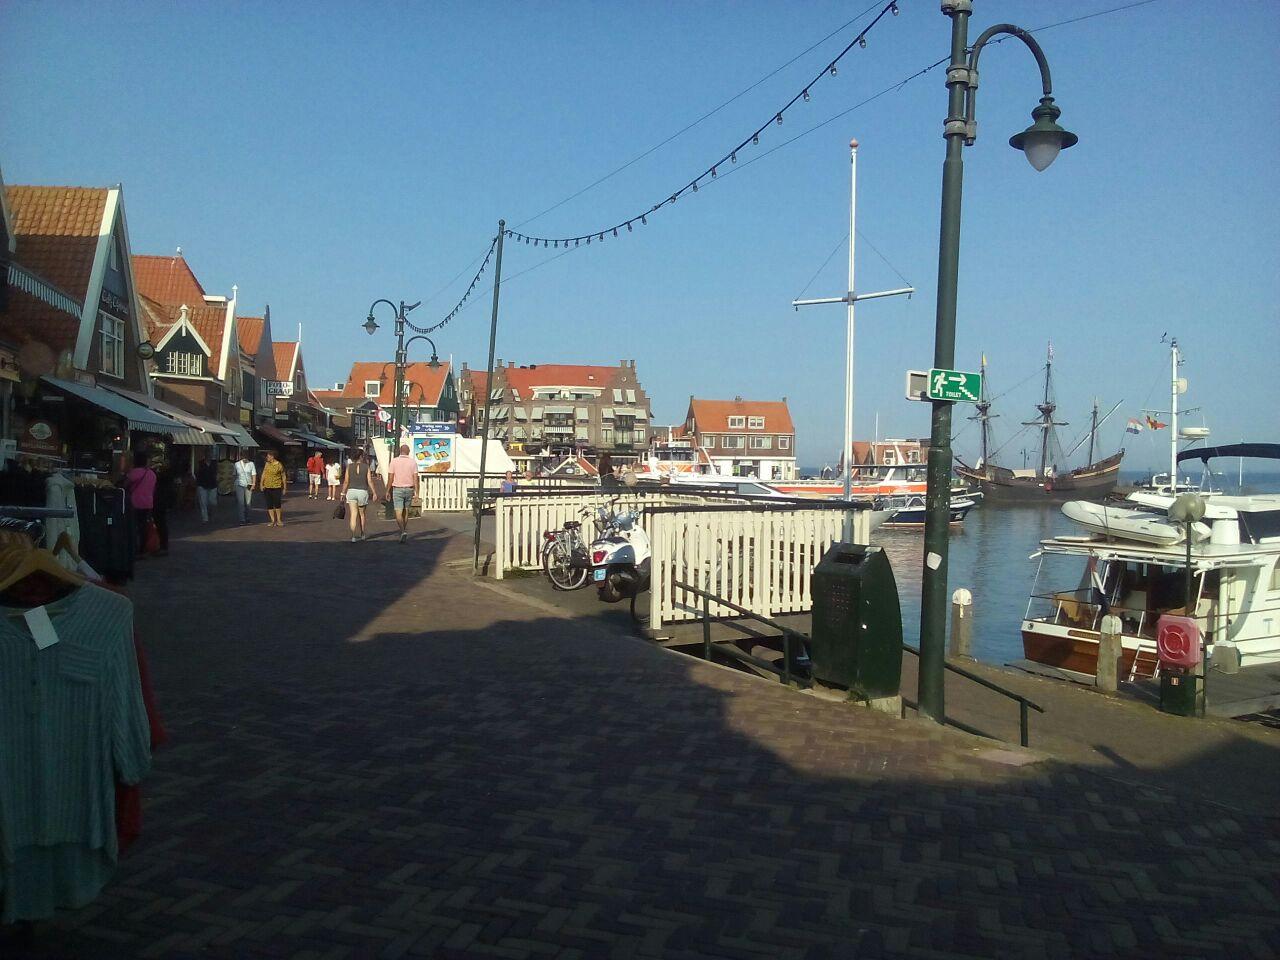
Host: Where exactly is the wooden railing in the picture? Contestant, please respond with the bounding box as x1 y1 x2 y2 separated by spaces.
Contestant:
416 473 578 513
647 502 872 630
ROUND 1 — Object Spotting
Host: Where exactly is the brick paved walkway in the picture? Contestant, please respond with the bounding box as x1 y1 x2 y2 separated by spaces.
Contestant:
7 495 1279 959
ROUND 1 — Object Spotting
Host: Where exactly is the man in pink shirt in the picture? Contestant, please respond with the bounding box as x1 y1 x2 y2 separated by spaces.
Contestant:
387 444 418 543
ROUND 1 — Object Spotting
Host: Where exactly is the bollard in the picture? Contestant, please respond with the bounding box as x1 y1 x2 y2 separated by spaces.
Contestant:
949 588 973 659
1096 614 1122 693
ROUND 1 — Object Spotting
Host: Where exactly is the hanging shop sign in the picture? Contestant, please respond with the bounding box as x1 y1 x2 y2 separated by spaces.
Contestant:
99 288 131 319
18 417 61 457
411 433 453 473
265 381 294 397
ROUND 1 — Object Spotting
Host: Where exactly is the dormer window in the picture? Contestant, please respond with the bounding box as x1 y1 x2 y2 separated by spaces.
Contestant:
165 352 203 376
727 416 746 429
365 380 380 398
748 416 764 429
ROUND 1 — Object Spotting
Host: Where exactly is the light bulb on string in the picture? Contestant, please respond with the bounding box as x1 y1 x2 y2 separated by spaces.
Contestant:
730 152 737 164
891 2 898 14
711 166 717 177
612 228 618 237
802 89 810 102
752 134 759 145
859 37 866 48
692 181 698 193
626 223 632 232
641 215 647 225
775 113 783 125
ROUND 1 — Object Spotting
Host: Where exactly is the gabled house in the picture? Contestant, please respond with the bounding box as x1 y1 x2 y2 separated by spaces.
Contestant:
132 252 242 426
236 306 276 426
4 184 154 391
270 338 331 436
684 396 797 480
460 359 651 461
329 361 459 429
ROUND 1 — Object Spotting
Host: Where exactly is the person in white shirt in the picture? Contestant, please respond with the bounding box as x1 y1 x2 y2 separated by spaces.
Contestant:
233 451 257 524
325 459 343 500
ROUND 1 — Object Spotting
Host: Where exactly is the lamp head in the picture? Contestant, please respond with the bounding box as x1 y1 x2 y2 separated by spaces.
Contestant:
362 315 379 336
1169 492 1207 524
1009 96 1078 172
429 353 440 369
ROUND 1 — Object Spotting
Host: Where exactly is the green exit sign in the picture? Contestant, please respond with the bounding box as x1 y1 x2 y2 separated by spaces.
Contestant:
927 368 982 403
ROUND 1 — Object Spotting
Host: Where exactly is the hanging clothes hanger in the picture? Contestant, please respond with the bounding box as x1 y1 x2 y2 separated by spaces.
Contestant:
51 530 82 566
0 541 85 595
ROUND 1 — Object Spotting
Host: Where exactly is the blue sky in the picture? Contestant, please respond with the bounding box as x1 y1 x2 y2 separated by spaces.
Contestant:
3 0 1277 469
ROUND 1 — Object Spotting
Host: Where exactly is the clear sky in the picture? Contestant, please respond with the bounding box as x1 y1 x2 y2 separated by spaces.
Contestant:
3 0 1277 469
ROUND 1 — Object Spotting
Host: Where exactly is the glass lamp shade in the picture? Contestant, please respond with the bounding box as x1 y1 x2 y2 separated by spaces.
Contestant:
429 354 440 369
362 315 379 336
1009 96 1077 172
1019 130 1064 172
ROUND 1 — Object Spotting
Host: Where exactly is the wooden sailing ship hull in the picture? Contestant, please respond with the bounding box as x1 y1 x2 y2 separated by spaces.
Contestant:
1021 620 1160 680
955 451 1123 503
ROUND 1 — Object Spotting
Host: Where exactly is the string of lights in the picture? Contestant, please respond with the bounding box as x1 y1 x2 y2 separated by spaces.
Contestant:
511 0 888 231
405 233 499 335
503 0 903 249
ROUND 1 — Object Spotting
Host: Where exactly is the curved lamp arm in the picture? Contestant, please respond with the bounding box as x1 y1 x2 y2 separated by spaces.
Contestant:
367 298 400 318
964 24 1054 143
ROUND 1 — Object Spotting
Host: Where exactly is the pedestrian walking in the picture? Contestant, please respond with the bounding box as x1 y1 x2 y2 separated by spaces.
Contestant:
195 453 218 522
307 450 325 499
260 450 288 527
325 458 342 500
234 450 257 524
341 449 374 542
387 443 417 543
122 451 157 558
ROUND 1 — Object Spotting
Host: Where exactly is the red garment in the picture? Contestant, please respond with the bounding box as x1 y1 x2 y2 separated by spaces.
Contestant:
307 454 325 474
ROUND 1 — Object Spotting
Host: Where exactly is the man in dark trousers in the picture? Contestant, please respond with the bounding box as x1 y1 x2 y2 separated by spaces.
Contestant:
195 453 218 523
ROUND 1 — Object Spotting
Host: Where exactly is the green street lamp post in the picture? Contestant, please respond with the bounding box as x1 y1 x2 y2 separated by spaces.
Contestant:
363 298 422 517
919 1 1078 722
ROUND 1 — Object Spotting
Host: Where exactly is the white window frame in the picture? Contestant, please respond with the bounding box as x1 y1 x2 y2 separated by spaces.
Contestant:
721 435 745 449
702 434 716 447
165 352 203 376
727 416 746 429
625 389 636 403
365 380 381 398
99 311 125 378
749 435 771 449
612 388 623 402
778 436 791 450
748 416 765 430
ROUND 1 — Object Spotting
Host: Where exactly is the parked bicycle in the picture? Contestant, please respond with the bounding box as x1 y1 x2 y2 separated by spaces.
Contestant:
542 502 619 591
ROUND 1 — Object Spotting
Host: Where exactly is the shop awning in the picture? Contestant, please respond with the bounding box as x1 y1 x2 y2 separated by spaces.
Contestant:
44 376 186 436
256 423 301 446
289 430 346 450
101 385 231 446
218 422 259 448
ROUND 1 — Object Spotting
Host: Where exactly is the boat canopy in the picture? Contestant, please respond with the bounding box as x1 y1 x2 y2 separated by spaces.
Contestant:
1177 442 1280 464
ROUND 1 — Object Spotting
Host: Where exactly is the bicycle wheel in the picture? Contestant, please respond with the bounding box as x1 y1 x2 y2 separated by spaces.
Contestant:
543 539 588 591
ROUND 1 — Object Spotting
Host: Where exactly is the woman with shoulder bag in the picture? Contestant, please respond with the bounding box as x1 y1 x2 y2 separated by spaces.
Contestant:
340 449 373 542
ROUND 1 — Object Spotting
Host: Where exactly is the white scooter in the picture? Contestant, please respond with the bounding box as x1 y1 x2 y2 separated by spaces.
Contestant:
589 510 650 606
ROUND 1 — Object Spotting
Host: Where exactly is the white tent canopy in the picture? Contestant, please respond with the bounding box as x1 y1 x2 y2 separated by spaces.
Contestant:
451 437 514 474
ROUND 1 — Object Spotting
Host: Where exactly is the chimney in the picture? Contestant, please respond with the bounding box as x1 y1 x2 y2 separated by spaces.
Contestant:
734 395 742 403
496 358 504 368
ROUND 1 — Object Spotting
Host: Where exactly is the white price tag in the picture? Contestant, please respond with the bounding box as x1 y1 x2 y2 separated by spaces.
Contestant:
24 606 61 649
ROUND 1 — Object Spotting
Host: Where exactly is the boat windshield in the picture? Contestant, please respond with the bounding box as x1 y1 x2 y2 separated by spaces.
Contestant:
1026 555 1212 639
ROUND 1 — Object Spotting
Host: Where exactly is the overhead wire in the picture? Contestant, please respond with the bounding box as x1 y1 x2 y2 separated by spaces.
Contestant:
512 0 887 231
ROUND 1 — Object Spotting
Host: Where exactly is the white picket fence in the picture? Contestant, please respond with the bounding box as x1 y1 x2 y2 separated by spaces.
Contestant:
493 489 683 578
417 473 581 513
647 504 871 630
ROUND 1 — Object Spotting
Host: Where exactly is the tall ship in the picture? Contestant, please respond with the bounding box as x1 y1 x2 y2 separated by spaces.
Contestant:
955 345 1123 502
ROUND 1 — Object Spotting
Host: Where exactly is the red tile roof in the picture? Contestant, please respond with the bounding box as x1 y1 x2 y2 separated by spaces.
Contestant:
340 361 451 406
465 369 488 398
690 398 794 435
273 341 298 381
310 388 345 407
502 364 622 395
0 285 81 356
131 254 206 305
5 185 109 301
141 294 229 360
237 316 265 355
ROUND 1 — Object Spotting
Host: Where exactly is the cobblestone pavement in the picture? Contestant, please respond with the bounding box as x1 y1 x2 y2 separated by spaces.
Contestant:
8 495 1279 959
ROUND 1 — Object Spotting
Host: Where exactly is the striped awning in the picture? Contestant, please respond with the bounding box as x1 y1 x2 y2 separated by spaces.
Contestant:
102 384 233 445
43 376 186 436
545 405 574 415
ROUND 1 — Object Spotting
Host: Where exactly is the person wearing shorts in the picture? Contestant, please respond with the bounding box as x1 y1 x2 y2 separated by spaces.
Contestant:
260 450 288 526
306 451 325 499
325 459 342 500
387 443 417 543
341 449 373 542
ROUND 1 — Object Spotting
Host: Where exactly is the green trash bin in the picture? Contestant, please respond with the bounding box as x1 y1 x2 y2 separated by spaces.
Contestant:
810 542 903 701
1159 667 1198 717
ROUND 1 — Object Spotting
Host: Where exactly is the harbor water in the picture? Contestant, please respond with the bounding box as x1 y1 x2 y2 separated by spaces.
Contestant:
878 471 1279 667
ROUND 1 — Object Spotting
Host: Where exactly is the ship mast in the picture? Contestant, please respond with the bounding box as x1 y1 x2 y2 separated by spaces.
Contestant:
1170 337 1180 485
967 353 997 467
1087 397 1098 467
1022 342 1068 479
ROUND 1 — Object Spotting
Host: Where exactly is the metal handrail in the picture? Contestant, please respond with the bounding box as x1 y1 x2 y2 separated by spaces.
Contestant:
901 643 1044 747
673 579 808 688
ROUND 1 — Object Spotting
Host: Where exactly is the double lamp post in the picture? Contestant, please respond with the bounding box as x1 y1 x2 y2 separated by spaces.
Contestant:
918 0 1078 722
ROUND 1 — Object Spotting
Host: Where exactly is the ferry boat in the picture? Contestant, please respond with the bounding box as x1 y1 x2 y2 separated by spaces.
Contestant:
1021 491 1280 682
